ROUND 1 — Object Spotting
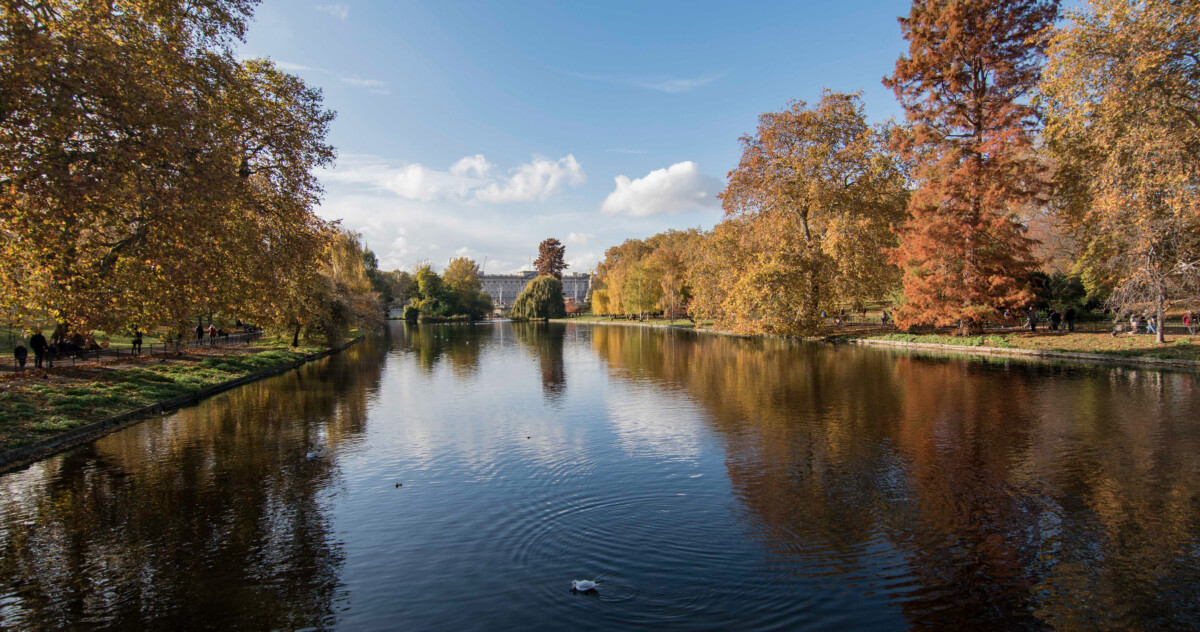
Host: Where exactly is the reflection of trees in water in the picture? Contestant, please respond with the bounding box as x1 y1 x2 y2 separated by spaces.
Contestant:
512 322 566 400
0 338 388 630
591 327 1200 628
396 322 491 379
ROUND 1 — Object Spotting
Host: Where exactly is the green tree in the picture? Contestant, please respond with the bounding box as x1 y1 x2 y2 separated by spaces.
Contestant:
443 257 493 319
412 264 450 318
511 276 566 321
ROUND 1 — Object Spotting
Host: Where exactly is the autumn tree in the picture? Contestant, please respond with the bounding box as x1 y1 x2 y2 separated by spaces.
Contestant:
533 238 567 280
443 257 493 319
884 0 1057 333
691 92 907 335
591 229 704 318
1041 0 1200 343
0 1 334 339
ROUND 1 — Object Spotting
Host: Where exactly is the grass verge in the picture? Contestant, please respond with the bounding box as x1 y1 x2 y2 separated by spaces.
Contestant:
0 340 323 452
856 330 1200 362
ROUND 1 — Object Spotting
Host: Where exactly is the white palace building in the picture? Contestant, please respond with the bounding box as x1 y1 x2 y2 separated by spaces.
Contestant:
481 271 592 309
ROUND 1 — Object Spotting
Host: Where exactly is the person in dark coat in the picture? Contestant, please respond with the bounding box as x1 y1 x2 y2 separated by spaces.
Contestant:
195 324 204 343
132 330 143 355
1064 307 1076 332
14 341 28 370
29 331 48 368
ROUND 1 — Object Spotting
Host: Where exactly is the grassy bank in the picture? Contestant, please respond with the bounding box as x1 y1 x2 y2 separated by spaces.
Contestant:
562 316 1200 364
850 330 1200 362
0 340 323 452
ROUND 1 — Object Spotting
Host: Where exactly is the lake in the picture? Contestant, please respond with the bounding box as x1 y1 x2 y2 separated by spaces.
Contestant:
2 321 1199 630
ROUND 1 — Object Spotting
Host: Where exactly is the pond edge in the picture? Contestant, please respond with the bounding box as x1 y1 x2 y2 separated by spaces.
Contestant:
559 319 1200 371
0 336 365 475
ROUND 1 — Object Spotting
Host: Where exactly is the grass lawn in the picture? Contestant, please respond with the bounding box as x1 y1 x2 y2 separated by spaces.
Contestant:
859 330 1200 362
0 339 324 452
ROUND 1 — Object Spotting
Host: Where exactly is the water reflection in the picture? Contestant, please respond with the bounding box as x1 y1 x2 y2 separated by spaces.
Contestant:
512 322 567 400
2 325 1198 630
0 339 388 630
394 322 492 378
592 327 1200 630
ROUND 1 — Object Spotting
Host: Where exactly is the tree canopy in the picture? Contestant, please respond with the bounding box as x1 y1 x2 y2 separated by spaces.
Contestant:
511 275 566 321
1042 0 1200 342
884 0 1057 332
533 238 567 280
0 0 340 338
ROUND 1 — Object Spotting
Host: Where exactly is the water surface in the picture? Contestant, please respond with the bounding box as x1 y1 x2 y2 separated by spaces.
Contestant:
2 322 1199 630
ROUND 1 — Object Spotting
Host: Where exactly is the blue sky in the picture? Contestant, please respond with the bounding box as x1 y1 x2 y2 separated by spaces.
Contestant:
240 0 913 273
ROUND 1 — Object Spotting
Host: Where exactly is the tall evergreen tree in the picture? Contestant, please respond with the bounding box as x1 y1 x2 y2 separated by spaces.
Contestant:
885 0 1058 333
533 238 567 280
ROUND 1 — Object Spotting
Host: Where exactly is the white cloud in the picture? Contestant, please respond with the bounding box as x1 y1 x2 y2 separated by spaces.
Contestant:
451 154 493 178
566 232 593 245
315 3 349 20
273 60 314 72
339 76 386 88
567 252 599 273
601 161 721 217
323 154 488 201
270 59 387 93
476 155 586 203
326 153 587 204
635 74 723 93
564 70 725 93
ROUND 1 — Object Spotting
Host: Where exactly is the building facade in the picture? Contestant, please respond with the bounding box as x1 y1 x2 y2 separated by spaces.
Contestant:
481 271 591 308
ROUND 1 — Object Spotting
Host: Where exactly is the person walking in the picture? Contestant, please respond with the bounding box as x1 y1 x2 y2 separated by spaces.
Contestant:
14 340 28 370
29 330 48 368
1049 309 1061 331
195 323 204 344
208 323 217 345
1027 307 1038 332
1148 315 1158 335
1064 307 1076 333
132 330 143 355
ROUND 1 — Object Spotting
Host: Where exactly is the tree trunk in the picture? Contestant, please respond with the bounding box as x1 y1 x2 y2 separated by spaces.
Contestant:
292 319 301 347
1156 291 1166 344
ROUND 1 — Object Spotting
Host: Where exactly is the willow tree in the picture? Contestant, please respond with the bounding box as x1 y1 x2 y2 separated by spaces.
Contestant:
698 91 907 335
885 0 1057 333
1042 0 1200 344
0 1 333 336
511 276 566 321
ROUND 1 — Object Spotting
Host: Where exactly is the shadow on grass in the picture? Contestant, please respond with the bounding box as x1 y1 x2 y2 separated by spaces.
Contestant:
0 348 307 449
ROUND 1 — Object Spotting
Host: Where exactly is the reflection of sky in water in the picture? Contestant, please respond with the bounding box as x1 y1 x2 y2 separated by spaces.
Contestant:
2 323 1199 631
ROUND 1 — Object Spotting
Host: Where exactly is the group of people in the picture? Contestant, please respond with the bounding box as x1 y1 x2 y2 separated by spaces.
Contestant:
1024 306 1077 332
9 321 260 371
9 329 101 370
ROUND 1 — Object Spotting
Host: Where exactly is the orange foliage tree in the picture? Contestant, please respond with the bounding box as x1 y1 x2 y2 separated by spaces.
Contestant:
533 238 566 280
885 0 1058 333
